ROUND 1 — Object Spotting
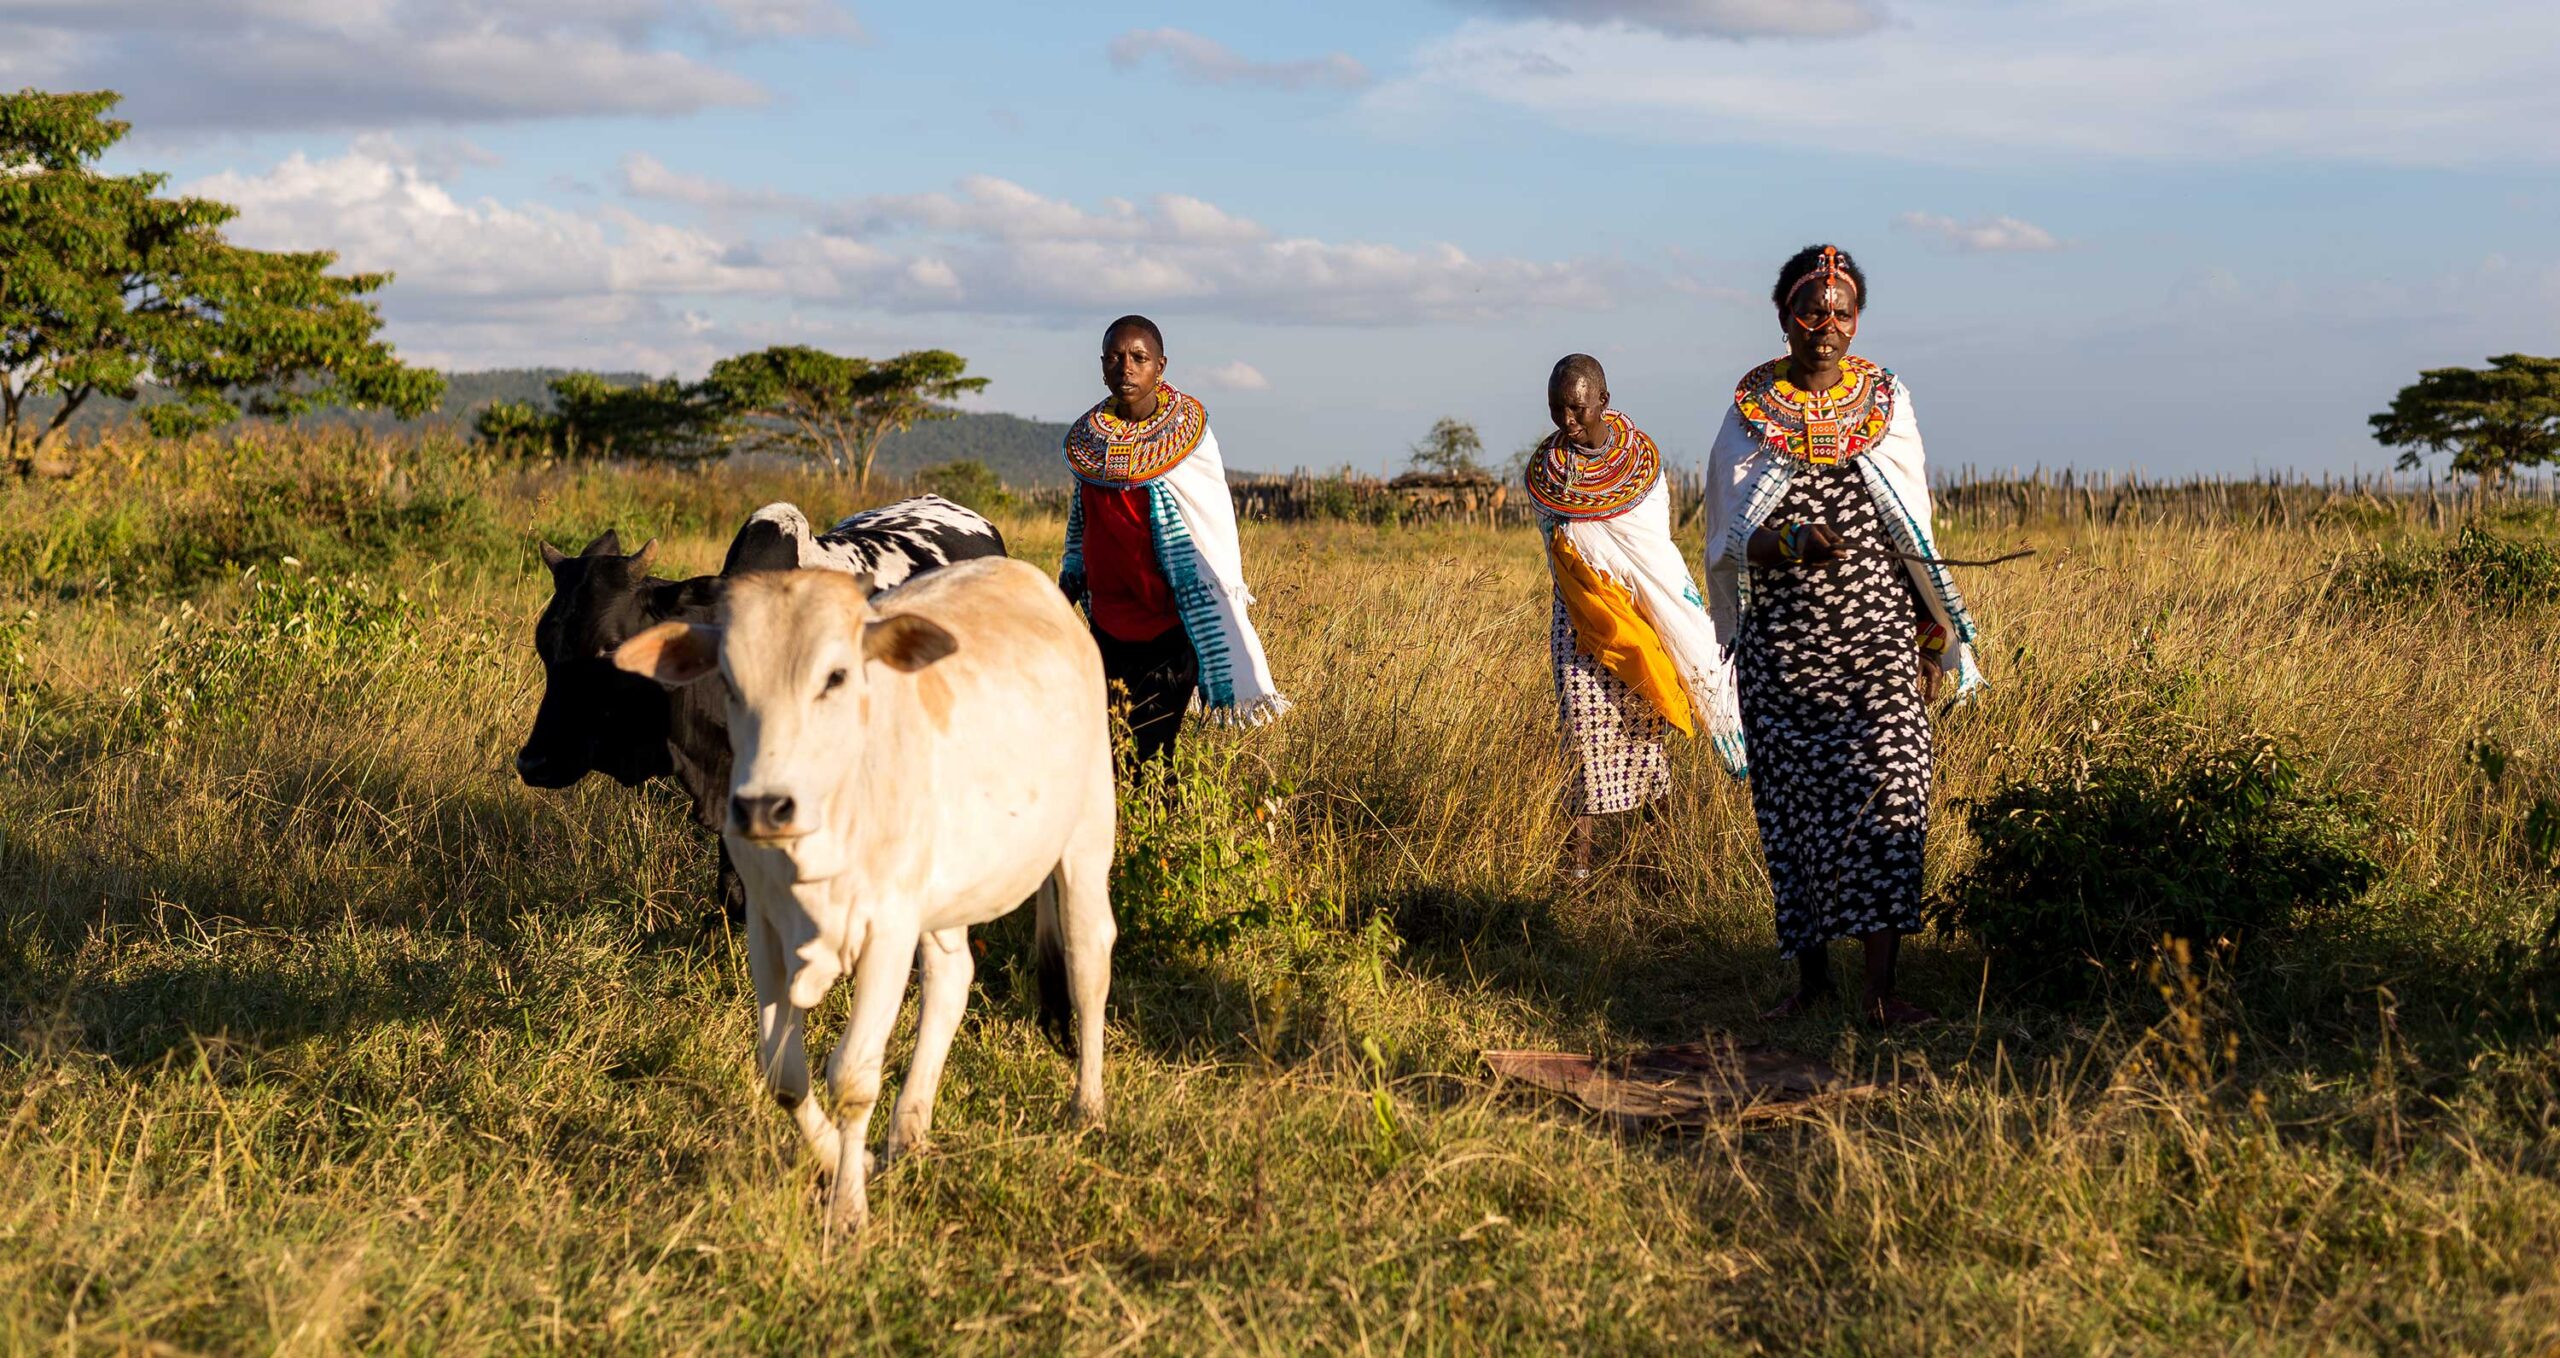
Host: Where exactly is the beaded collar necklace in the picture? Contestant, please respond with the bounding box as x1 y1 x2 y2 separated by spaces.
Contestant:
1063 383 1209 487
1734 356 1895 466
1524 410 1661 521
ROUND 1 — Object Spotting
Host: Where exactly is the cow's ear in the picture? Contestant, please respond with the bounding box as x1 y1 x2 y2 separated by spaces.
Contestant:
628 538 659 576
581 529 623 559
539 541 569 569
612 620 723 687
863 613 957 673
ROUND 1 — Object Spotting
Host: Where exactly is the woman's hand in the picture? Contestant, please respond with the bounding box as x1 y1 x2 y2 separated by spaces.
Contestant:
1916 650 1944 701
1746 522 1843 566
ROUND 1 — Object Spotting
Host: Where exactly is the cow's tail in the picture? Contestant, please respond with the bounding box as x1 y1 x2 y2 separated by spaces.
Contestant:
1032 869 1072 1054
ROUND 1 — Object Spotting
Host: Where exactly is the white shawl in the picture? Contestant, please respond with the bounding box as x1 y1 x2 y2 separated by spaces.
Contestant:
1702 375 1986 697
1543 477 1748 776
1153 424 1290 725
1060 418 1290 726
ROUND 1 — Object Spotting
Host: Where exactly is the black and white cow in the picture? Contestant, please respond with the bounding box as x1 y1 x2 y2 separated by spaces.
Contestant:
515 496 1007 918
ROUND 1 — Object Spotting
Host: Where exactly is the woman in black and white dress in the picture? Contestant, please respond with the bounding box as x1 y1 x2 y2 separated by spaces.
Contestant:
1700 244 1985 1026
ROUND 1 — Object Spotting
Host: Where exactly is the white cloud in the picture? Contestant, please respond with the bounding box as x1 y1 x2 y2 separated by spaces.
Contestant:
348 133 502 184
819 175 1268 246
618 152 817 216
1107 28 1370 91
181 143 792 371
1449 0 1885 40
797 176 1620 324
177 144 1621 373
629 165 1620 323
0 0 845 132
1381 0 2560 167
703 0 861 39
190 147 786 302
1196 361 1272 392
1894 212 2062 254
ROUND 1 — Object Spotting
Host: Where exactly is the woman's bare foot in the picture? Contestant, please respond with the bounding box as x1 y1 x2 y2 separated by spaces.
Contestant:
1863 995 1939 1028
1760 989 1827 1021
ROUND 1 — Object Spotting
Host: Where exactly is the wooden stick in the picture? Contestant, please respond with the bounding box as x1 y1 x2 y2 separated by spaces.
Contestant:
1900 547 2038 568
1836 545 2039 569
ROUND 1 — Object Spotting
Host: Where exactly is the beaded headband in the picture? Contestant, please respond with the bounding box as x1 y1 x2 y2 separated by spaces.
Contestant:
1784 246 1860 310
1784 247 1860 337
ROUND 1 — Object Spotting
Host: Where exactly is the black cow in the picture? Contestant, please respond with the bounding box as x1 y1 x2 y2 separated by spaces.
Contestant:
516 496 1008 918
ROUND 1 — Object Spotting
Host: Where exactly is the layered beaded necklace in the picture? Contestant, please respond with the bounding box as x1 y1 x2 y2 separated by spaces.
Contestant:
1524 410 1661 520
1063 383 1209 486
1734 356 1896 466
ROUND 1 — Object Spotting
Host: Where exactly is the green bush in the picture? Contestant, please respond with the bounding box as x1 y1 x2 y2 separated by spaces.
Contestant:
0 462 498 597
1110 740 1303 953
912 459 1017 518
136 566 418 738
2331 525 2560 612
1939 734 2382 1002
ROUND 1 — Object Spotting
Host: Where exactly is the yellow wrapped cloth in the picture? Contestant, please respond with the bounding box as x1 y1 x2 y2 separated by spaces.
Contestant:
1547 533 1693 736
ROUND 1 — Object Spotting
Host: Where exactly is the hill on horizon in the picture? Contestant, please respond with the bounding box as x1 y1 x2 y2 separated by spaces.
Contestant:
21 368 1075 488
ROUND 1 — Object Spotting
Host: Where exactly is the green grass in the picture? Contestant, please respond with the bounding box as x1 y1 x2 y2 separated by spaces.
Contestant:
2 434 2557 1354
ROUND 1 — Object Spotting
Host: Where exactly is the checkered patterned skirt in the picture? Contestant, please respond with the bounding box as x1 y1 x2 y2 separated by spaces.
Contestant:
1551 594 1671 817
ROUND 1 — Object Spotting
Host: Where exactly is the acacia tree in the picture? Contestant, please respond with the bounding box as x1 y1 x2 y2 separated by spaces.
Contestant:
474 372 725 461
0 90 441 474
1407 416 1487 478
703 345 988 488
2369 354 2560 489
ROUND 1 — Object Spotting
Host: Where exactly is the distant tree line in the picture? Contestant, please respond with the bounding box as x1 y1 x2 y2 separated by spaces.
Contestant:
477 347 989 489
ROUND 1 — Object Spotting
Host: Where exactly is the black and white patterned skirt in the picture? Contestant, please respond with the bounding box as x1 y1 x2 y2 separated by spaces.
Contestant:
1736 461 1933 956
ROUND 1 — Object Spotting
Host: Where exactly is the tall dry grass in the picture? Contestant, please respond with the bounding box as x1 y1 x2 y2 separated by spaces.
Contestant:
1 432 2556 1354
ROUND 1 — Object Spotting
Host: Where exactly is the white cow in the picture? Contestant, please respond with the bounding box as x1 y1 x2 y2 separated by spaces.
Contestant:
611 558 1116 1231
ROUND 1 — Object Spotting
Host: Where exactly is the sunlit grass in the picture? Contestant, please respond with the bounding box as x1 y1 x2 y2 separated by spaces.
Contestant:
1 433 2556 1353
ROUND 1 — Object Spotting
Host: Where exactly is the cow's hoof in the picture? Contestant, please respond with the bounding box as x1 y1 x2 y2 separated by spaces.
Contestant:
1066 1097 1107 1131
824 1185 869 1236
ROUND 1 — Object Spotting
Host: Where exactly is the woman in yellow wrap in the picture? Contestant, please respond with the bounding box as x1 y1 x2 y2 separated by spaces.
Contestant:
1526 355 1746 879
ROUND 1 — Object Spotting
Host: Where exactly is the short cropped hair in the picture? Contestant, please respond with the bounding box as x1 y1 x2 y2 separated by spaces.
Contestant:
1103 313 1165 354
1549 353 1607 392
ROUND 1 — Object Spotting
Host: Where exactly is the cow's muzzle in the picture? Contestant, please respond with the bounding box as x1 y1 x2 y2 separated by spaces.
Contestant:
731 793 804 841
514 748 587 789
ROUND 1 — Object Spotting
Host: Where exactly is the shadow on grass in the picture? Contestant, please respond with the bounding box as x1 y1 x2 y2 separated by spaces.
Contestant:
23 935 470 1072
1363 878 1779 1045
0 736 744 1075
969 906 1344 1069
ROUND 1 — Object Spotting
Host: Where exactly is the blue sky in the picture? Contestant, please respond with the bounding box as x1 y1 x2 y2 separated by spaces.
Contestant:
6 0 2558 476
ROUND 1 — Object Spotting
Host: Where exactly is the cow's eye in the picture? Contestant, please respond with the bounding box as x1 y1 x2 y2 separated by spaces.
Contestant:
822 668 848 695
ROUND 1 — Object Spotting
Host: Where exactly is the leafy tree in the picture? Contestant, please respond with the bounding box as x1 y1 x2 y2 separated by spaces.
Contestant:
912 458 1016 517
703 345 989 488
474 372 724 461
0 89 441 474
2369 354 2560 488
1407 416 1486 478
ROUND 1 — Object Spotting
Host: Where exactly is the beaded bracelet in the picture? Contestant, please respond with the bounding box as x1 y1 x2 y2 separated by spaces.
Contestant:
1775 521 1810 562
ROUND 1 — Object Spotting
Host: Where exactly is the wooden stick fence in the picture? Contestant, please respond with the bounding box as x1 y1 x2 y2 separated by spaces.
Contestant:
1022 465 2560 533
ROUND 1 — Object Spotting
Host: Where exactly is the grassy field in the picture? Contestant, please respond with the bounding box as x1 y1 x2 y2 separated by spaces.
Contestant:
4 433 2558 1355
